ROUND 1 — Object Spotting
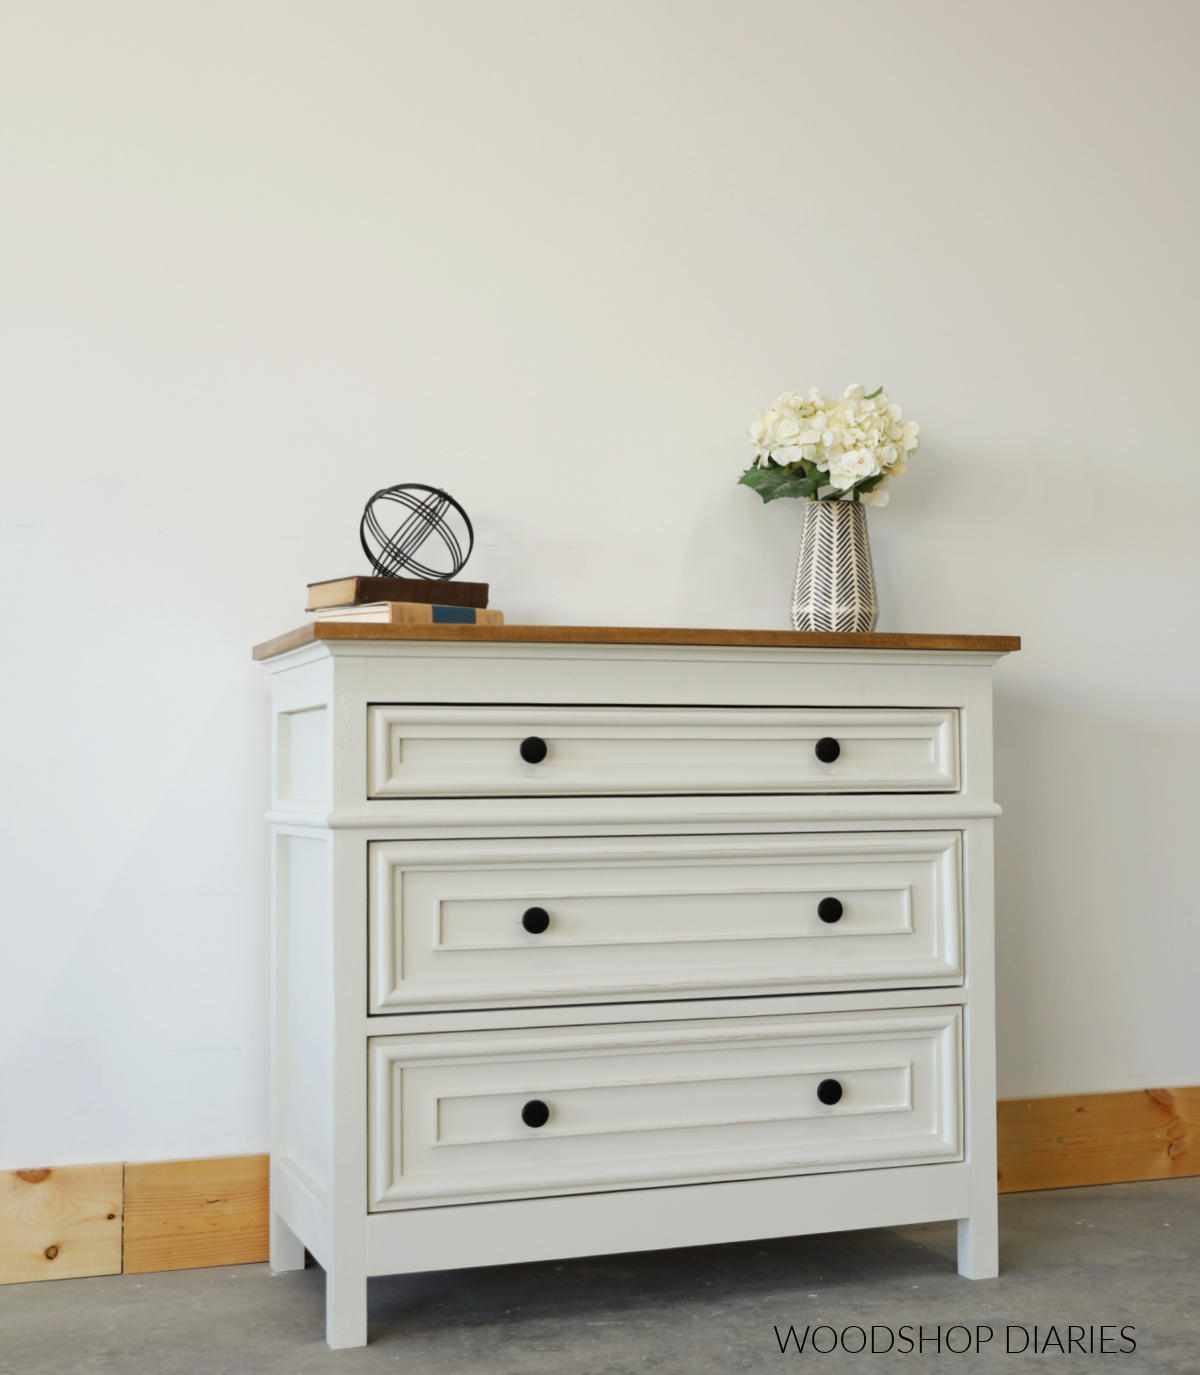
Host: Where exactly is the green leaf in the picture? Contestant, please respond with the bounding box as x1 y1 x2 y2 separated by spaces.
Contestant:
828 473 881 504
852 471 886 495
865 386 883 400
823 470 888 504
738 462 824 503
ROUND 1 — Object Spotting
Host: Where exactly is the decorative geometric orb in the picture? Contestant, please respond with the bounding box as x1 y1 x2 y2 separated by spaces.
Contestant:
359 483 474 581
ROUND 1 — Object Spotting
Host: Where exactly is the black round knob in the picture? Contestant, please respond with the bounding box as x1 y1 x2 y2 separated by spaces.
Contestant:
522 906 550 934
814 737 841 764
817 1078 843 1106
817 897 844 924
519 736 548 764
521 1099 550 1128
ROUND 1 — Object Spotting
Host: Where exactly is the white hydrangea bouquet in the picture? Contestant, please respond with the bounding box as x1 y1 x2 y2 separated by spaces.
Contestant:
739 384 919 506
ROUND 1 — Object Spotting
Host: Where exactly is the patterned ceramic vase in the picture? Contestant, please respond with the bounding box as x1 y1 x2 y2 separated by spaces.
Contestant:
790 499 879 632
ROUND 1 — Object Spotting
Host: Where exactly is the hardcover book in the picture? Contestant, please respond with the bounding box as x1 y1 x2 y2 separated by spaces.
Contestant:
313 602 504 626
307 576 489 611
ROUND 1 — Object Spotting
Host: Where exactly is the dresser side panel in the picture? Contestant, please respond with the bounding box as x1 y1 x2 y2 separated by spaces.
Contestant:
275 831 335 1195
270 658 335 819
959 815 999 1269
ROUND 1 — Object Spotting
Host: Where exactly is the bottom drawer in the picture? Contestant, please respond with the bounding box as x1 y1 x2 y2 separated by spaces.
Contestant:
368 1006 962 1210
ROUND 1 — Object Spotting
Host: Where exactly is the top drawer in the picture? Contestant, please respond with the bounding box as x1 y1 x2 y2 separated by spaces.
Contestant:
367 706 959 798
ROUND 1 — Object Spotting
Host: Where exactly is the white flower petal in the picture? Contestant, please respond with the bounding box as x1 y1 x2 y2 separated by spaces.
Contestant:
749 386 915 494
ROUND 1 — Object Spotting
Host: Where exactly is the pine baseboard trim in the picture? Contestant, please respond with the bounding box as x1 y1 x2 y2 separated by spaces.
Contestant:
997 1086 1200 1193
123 1154 269 1274
0 1164 123 1284
0 1155 268 1284
4 1089 1198 1283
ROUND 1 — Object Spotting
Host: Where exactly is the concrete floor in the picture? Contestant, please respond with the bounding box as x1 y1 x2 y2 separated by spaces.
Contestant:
2 1178 1197 1374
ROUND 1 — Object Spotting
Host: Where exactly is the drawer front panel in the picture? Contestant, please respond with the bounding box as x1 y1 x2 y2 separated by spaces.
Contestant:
367 706 960 798
369 1007 961 1209
369 832 962 1013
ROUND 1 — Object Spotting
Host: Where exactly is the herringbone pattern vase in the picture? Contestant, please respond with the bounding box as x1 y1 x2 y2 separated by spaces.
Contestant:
790 499 879 633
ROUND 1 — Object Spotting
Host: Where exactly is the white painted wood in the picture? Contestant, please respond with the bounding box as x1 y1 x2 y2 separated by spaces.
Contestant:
368 705 959 798
276 706 330 802
325 1262 367 1350
325 827 371 1349
368 831 962 1012
262 636 1006 1347
276 834 334 1194
363 984 966 1036
270 821 332 1289
957 1214 999 1280
271 793 1002 831
269 656 336 820
368 1007 961 1209
342 638 1004 705
269 1211 305 1273
264 640 1003 816
365 1160 975 1277
958 818 999 1278
272 1156 331 1269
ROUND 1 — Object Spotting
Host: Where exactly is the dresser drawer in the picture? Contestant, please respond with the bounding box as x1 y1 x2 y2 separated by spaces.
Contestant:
366 706 959 798
368 831 962 1013
368 1006 961 1210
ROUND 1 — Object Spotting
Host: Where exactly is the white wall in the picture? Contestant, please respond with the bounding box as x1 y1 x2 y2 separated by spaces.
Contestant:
3 0 1198 1168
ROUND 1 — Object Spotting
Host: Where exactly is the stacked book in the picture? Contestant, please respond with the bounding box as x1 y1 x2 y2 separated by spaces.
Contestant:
306 576 503 626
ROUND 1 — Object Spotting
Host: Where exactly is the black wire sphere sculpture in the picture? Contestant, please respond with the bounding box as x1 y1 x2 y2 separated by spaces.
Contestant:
359 483 474 581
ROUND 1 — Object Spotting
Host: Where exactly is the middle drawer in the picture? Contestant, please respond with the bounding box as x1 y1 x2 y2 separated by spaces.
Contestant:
368 831 962 1013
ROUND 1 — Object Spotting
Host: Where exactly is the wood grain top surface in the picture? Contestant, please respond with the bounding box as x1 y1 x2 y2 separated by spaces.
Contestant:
253 621 1020 661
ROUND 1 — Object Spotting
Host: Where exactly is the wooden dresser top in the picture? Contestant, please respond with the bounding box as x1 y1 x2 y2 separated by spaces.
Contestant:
253 622 1020 662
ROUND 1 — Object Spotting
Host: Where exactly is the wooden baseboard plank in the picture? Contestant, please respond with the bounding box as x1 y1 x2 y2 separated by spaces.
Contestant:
122 1154 269 1274
998 1086 1200 1193
0 1164 123 1284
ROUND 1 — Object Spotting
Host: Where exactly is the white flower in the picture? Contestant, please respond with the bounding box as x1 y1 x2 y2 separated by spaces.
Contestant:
748 406 802 462
827 446 880 490
860 478 891 507
745 384 918 499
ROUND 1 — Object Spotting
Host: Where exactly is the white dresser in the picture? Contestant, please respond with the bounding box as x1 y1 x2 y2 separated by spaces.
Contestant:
255 622 1017 1349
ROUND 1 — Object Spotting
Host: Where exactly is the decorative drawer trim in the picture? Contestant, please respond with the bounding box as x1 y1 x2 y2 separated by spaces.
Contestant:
367 706 960 799
368 1007 962 1210
368 831 963 1013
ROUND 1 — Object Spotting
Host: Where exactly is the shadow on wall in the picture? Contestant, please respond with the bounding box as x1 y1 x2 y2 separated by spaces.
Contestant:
992 685 1200 1100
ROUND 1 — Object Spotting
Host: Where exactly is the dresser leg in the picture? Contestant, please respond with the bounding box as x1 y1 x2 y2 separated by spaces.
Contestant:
326 1265 368 1349
270 1212 306 1273
956 1214 999 1279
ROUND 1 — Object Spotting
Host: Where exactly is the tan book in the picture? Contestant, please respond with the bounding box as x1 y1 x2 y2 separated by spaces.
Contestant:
313 602 504 626
307 576 489 611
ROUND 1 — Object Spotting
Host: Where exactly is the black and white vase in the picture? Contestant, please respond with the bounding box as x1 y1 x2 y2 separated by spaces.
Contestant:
790 499 879 632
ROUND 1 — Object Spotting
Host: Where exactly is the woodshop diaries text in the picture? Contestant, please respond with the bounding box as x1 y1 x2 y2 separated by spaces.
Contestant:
772 1324 1138 1354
